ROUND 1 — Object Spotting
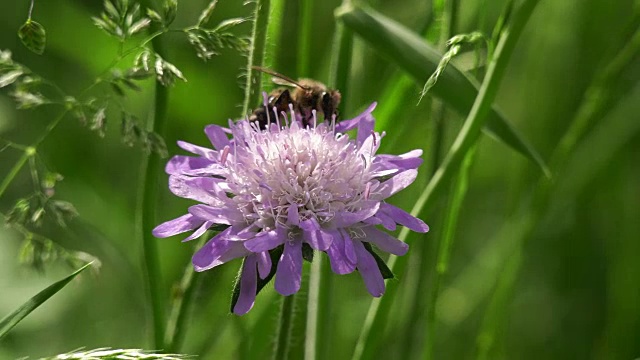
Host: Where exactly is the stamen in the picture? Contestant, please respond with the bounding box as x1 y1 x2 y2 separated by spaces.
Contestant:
220 145 230 164
262 92 271 126
364 182 371 200
312 109 317 130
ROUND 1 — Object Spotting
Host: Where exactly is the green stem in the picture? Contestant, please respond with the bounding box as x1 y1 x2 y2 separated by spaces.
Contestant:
27 0 35 19
351 1 541 359
298 0 314 77
402 1 458 357
0 108 68 200
304 258 322 360
303 11 354 360
273 295 296 360
424 146 474 360
164 239 204 352
0 150 31 199
242 0 272 116
328 20 353 104
138 0 170 349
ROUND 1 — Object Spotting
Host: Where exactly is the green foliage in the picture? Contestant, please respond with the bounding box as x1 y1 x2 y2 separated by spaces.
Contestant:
0 262 93 340
18 20 46 55
338 5 549 176
38 348 190 359
93 0 151 40
1 1 639 360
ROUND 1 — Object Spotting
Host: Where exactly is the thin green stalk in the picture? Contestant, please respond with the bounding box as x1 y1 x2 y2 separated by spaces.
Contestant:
473 19 640 358
0 150 31 199
304 12 354 360
329 22 353 101
164 237 206 352
298 0 314 77
401 1 459 357
424 146 474 360
351 1 541 359
304 258 322 360
273 295 296 360
242 0 272 115
263 0 285 83
138 0 171 348
0 108 69 200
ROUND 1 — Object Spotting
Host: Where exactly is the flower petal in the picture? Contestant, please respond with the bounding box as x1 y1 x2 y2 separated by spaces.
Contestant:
165 155 208 174
326 230 356 274
341 229 357 264
182 221 213 242
205 124 230 150
191 228 233 270
375 169 418 199
331 202 380 228
287 205 299 226
188 204 243 225
379 203 429 233
233 255 257 315
354 240 385 297
244 228 286 252
357 113 375 146
300 218 333 251
275 240 303 296
334 102 377 133
257 251 272 279
362 226 408 256
177 140 217 160
169 175 218 204
153 214 202 238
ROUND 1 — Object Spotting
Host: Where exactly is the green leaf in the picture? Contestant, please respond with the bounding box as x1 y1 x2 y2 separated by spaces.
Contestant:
337 5 549 176
18 20 46 55
0 262 93 340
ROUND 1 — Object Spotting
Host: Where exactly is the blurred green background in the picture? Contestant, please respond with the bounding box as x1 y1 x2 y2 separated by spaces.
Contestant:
1 0 639 359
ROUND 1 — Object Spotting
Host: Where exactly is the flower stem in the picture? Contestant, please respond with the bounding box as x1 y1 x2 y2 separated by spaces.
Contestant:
242 0 272 116
164 239 204 352
273 294 296 360
0 150 30 199
138 0 170 348
297 0 314 77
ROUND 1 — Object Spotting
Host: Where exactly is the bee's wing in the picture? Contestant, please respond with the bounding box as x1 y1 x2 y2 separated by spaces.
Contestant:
272 77 298 87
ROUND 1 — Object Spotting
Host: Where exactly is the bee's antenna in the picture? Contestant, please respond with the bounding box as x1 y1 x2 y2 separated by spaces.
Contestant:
251 66 310 90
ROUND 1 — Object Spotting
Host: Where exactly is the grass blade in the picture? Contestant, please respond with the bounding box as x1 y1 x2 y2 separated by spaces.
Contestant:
0 262 92 340
350 1 541 358
336 4 549 176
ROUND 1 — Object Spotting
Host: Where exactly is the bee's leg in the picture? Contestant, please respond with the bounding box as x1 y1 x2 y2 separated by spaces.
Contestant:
251 108 269 130
321 92 336 123
274 89 293 108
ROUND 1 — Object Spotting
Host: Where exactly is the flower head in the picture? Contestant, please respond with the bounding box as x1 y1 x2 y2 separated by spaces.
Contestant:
154 100 428 314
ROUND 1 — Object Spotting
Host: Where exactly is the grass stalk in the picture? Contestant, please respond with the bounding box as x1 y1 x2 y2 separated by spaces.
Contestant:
424 146 474 360
273 295 296 360
242 0 272 115
351 1 541 358
138 0 171 348
473 19 640 358
298 0 314 77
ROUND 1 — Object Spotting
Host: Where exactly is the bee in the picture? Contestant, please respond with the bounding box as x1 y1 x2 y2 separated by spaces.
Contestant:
249 67 341 129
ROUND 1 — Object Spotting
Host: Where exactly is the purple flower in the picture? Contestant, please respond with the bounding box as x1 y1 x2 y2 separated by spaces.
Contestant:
154 101 428 314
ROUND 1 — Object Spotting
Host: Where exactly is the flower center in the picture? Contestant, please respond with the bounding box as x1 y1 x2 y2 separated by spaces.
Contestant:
228 121 371 229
